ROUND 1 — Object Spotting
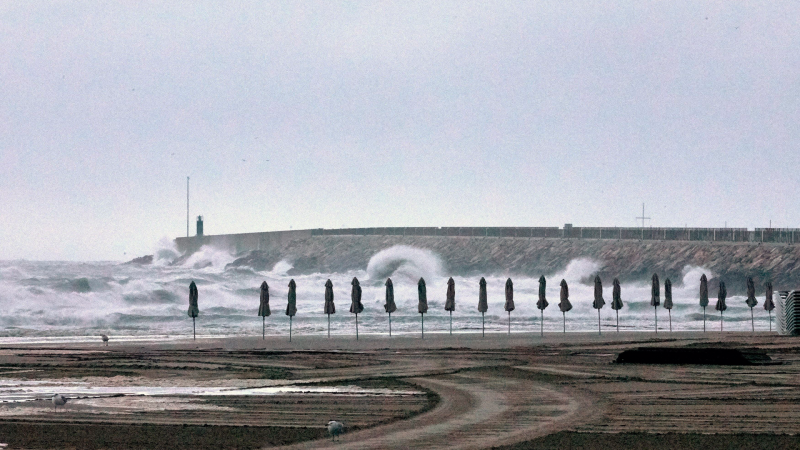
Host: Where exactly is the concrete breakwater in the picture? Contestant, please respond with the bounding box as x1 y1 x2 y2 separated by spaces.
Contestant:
175 230 800 293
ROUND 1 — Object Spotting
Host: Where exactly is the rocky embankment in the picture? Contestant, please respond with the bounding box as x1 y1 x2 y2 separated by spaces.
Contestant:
224 236 800 293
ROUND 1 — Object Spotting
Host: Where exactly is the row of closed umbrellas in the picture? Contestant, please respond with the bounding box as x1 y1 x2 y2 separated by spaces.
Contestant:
186 274 778 340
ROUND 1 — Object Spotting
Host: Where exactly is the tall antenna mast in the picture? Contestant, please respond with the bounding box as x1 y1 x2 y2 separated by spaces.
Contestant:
636 203 651 240
186 176 190 237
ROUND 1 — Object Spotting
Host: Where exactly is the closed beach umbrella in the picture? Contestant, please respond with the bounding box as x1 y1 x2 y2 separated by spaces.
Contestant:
258 281 271 339
350 277 363 340
651 274 660 333
746 277 758 333
764 281 775 332
418 278 428 338
593 275 605 335
716 280 727 331
445 277 456 335
385 278 397 336
324 279 335 338
611 278 623 332
478 277 488 337
504 278 514 334
537 276 548 336
558 279 572 333
188 281 199 340
287 279 297 341
699 274 709 332
664 278 673 332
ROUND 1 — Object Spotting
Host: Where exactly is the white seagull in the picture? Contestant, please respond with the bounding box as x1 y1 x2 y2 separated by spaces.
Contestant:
52 394 68 412
327 420 344 441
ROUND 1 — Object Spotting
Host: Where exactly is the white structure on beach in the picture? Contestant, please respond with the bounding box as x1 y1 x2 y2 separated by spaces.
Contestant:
777 291 800 335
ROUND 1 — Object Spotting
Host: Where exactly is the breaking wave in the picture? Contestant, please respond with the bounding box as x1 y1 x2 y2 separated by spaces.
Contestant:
366 245 444 282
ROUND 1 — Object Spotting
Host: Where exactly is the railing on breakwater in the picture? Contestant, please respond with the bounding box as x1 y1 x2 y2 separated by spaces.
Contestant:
310 226 800 243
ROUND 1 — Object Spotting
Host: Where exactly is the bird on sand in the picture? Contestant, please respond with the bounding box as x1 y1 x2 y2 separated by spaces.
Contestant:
327 420 344 441
101 334 109 346
52 394 68 412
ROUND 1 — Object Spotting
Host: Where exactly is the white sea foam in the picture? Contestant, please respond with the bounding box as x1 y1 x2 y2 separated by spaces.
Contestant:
366 245 443 282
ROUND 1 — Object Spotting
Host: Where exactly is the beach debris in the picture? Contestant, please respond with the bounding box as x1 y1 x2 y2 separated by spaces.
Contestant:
445 277 456 335
651 274 660 333
558 279 572 333
611 278 623 332
418 278 428 339
324 279 335 338
101 334 109 346
664 278 673 332
700 274 709 332
505 278 514 335
287 279 297 342
478 277 488 337
716 280 728 331
350 277 363 340
52 394 68 412
259 281 271 340
385 278 397 336
537 276 548 336
746 276 758 332
764 281 775 332
593 275 605 335
188 281 199 340
327 420 344 441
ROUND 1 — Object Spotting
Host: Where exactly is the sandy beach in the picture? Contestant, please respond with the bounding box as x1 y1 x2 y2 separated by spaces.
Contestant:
0 332 798 449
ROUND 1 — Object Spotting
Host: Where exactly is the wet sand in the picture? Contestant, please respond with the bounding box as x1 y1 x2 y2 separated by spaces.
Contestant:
0 331 798 449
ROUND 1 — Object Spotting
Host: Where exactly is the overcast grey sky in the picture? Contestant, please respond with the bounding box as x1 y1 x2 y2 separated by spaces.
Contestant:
2 1 799 261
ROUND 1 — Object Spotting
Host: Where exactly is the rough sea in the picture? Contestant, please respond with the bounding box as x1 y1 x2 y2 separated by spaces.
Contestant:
0 242 775 343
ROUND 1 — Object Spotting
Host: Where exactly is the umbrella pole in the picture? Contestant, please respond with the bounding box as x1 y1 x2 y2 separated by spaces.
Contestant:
721 310 723 332
193 317 196 341
597 308 601 335
421 313 424 339
356 314 359 341
328 314 330 338
703 307 706 332
769 310 772 332
389 313 392 337
450 311 452 335
482 312 485 337
616 310 619 332
562 311 565 333
540 310 544 337
751 308 754 333
262 316 265 340
508 311 511 335
669 309 672 332
655 307 660 333
289 316 292 342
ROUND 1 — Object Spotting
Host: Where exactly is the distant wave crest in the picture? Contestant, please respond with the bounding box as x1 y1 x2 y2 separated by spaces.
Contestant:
366 245 443 282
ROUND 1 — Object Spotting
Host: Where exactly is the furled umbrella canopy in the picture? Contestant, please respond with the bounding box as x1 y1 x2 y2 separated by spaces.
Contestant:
593 275 604 334
746 277 758 308
558 279 571 333
611 278 623 332
418 277 428 338
699 274 709 332
664 278 673 332
445 277 456 335
651 273 660 333
478 277 488 337
350 278 364 314
385 278 397 336
286 279 297 342
258 281 270 339
350 277 363 340
537 275 548 336
188 281 199 340
764 281 775 332
324 279 335 338
746 276 758 332
504 278 514 335
716 280 727 332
